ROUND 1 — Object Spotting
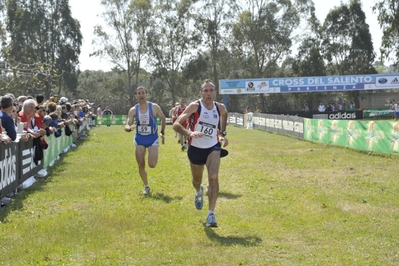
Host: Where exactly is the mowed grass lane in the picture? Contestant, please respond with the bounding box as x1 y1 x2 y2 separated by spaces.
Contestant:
1 125 399 265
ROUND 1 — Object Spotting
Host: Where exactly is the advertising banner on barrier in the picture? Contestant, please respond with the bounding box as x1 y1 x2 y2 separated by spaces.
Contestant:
363 108 393 119
19 139 43 185
0 122 87 198
0 143 18 198
228 112 304 139
252 114 304 138
326 111 363 120
96 115 128 126
304 119 399 154
228 113 399 156
96 115 161 126
229 114 244 127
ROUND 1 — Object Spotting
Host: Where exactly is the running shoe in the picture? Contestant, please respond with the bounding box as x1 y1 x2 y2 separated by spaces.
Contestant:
143 186 150 195
206 213 218 227
195 185 204 210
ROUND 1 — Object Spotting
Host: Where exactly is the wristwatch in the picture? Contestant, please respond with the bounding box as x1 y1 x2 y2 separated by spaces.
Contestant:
220 131 227 137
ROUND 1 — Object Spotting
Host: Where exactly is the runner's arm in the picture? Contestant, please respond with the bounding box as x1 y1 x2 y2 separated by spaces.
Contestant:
153 104 166 135
125 107 136 132
173 102 198 138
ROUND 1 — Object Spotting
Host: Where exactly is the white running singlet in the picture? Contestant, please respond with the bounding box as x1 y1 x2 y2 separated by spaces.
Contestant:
189 100 220 149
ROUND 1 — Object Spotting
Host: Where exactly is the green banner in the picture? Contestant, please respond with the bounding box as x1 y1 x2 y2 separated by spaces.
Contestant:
96 115 128 126
43 126 74 168
363 108 393 119
304 119 399 155
96 115 162 125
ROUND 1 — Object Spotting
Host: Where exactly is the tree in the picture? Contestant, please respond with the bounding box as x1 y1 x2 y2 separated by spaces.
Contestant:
290 37 326 111
373 0 399 66
77 70 120 110
321 0 377 107
146 0 199 106
192 0 238 95
230 0 313 111
292 1 327 80
5 0 82 97
76 67 152 115
92 0 152 106
0 0 9 82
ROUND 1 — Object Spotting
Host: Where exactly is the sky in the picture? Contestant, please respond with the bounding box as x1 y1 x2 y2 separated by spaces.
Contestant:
69 0 382 72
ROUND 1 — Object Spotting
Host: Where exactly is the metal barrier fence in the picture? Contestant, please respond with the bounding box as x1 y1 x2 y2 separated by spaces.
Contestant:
229 112 304 139
230 112 399 156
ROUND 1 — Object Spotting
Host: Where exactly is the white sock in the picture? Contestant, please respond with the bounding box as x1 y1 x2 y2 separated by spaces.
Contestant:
208 210 214 215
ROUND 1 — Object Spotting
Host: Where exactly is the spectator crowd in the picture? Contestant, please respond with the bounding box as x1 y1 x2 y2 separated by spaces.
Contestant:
0 93 97 150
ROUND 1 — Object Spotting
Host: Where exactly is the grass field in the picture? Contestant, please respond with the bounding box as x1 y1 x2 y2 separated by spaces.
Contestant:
1 125 399 265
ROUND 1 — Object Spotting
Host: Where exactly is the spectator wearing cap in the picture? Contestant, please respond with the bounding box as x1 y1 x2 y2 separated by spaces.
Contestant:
17 95 27 105
59 97 68 105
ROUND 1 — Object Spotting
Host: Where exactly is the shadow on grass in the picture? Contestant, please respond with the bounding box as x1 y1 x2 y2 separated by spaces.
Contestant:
0 176 50 223
204 227 262 246
148 192 183 203
0 157 71 223
218 192 241 200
